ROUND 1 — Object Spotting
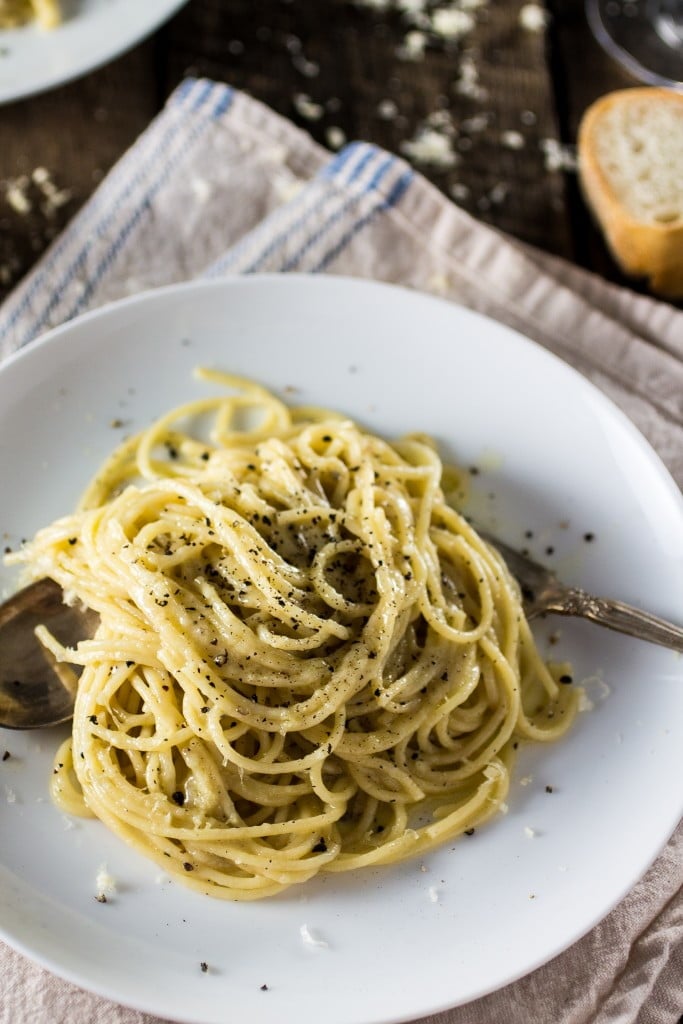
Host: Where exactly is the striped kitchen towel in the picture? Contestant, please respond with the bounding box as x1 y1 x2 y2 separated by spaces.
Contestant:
1 78 681 487
0 78 682 1024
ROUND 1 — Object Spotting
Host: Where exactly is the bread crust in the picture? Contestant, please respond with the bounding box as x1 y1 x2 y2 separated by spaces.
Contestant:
578 88 683 299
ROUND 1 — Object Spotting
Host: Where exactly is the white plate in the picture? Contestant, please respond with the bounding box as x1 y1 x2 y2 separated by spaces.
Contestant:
0 276 682 1024
0 0 188 105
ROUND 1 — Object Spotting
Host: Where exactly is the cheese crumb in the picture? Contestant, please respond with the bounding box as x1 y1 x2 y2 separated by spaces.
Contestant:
293 93 324 121
519 3 548 32
377 98 399 121
5 177 32 215
428 885 440 903
292 53 320 78
501 129 525 150
190 177 212 204
489 182 509 204
397 29 427 60
427 272 451 295
524 826 537 839
31 167 71 217
326 126 347 150
95 864 117 898
461 113 491 133
541 137 578 172
400 128 458 169
273 174 306 204
300 924 329 948
454 55 487 100
396 0 429 18
431 8 475 40
450 182 471 201
577 671 610 713
519 775 534 787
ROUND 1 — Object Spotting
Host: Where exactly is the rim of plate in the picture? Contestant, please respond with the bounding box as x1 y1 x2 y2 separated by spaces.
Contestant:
0 0 189 105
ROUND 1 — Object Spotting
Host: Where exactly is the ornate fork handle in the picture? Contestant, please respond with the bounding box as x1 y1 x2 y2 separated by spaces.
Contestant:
542 588 683 653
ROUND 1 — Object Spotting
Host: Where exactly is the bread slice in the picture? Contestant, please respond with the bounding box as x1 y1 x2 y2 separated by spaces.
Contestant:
578 88 683 299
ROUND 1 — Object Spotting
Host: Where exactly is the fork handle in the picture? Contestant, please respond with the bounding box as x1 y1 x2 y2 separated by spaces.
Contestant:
551 588 683 653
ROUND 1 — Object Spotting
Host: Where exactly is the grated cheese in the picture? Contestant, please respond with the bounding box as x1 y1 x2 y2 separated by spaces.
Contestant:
400 127 459 169
300 923 329 948
397 29 428 60
519 3 548 32
501 129 525 150
431 8 475 40
95 863 117 897
293 93 325 121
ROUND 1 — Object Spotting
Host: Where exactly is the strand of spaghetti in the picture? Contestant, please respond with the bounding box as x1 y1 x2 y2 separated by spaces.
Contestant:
10 372 579 899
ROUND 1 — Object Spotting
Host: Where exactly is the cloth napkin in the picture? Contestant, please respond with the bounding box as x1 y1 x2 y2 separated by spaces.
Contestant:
1 78 682 1024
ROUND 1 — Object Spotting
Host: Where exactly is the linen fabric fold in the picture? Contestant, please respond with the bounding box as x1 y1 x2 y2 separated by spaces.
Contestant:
0 78 681 1024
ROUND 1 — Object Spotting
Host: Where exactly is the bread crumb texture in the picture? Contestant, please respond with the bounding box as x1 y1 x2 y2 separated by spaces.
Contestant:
578 88 683 298
592 97 682 223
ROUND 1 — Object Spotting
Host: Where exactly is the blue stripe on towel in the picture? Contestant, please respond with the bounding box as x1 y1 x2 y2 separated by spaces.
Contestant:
2 79 233 349
280 152 399 273
63 84 236 321
312 164 413 272
278 147 414 273
206 143 370 277
247 146 388 273
208 144 408 278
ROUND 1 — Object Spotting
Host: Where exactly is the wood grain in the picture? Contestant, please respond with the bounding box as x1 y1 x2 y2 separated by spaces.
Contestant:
0 0 651 305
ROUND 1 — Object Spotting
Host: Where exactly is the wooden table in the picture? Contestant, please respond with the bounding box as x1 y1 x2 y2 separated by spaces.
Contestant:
0 0 659 305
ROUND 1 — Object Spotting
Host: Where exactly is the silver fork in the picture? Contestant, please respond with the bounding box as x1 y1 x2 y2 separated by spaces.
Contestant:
481 533 683 653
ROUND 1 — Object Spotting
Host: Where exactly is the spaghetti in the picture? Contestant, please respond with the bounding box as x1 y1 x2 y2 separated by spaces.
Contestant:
11 371 578 899
0 0 60 28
